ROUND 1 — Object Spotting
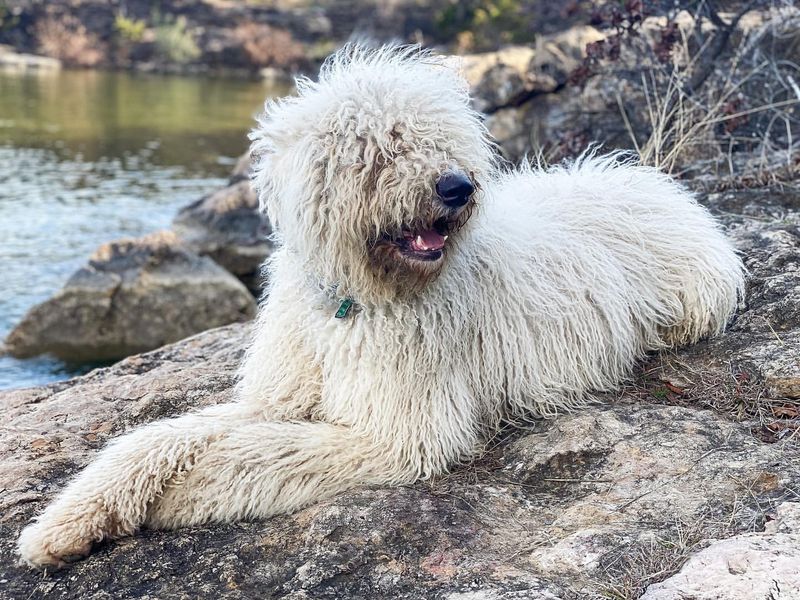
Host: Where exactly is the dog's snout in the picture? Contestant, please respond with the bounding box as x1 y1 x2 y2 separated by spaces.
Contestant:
436 171 474 208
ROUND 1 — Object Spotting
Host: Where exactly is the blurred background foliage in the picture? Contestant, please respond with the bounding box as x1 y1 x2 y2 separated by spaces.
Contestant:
436 0 535 51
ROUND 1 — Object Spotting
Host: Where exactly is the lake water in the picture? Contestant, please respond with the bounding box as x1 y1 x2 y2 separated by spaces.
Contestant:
0 69 287 390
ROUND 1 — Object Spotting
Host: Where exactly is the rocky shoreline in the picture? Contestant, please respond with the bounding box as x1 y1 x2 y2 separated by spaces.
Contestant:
2 157 266 363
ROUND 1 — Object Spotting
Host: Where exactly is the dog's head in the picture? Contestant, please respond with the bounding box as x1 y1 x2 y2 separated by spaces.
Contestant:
250 45 495 303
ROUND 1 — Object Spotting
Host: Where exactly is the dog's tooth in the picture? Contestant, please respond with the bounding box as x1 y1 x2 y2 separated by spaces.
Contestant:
416 235 424 248
443 236 449 241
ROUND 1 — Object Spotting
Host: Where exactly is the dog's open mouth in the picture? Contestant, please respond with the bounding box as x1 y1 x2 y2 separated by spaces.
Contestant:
394 217 451 261
371 203 475 270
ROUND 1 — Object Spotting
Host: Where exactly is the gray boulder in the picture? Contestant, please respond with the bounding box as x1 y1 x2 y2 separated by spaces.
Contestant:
460 46 536 113
173 180 273 295
228 152 253 184
462 28 604 116
3 231 256 363
0 184 799 598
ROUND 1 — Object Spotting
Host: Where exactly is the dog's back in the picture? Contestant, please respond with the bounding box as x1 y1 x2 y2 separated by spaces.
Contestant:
431 153 744 419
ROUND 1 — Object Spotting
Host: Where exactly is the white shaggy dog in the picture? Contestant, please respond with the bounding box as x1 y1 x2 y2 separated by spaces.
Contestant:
18 46 744 568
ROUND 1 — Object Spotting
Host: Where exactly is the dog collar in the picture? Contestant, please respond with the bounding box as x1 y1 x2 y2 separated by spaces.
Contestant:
335 297 355 319
309 277 356 319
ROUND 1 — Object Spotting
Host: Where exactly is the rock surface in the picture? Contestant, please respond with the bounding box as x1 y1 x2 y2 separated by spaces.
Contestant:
459 46 536 113
640 502 800 600
460 28 604 116
0 45 61 71
459 29 636 163
3 231 256 363
173 180 273 294
1 185 799 599
228 152 253 184
470 8 800 171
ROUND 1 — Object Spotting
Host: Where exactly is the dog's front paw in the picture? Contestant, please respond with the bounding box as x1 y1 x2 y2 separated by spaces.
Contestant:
17 511 104 569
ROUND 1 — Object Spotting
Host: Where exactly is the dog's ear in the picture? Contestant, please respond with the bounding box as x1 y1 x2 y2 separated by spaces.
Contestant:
248 145 273 217
249 94 301 228
249 91 333 238
249 108 272 215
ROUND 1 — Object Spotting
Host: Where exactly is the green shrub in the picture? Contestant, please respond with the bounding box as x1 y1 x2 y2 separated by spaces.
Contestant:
114 15 146 43
154 15 200 64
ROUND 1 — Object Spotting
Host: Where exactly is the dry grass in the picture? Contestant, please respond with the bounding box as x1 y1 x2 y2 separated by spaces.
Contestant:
635 354 768 419
34 15 105 67
691 156 799 192
740 5 800 167
619 352 800 445
597 477 799 599
598 514 717 600
617 68 782 174
616 5 800 180
233 22 306 70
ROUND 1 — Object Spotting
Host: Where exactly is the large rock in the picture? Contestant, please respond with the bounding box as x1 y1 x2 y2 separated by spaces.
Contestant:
459 46 536 113
3 231 256 363
0 185 799 598
527 26 605 94
460 28 627 163
641 502 800 600
473 9 800 167
463 28 603 115
482 66 635 163
228 152 253 184
173 180 273 294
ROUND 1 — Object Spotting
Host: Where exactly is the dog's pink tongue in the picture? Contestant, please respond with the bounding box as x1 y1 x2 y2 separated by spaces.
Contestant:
411 228 446 251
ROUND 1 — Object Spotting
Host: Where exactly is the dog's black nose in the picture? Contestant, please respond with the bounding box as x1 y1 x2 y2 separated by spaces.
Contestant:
436 171 474 208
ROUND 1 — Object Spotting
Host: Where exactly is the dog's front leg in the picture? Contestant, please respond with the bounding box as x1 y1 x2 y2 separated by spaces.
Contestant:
144 420 405 529
17 402 259 568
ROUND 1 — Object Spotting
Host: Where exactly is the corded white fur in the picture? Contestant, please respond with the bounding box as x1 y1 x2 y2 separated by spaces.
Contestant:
18 45 744 568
